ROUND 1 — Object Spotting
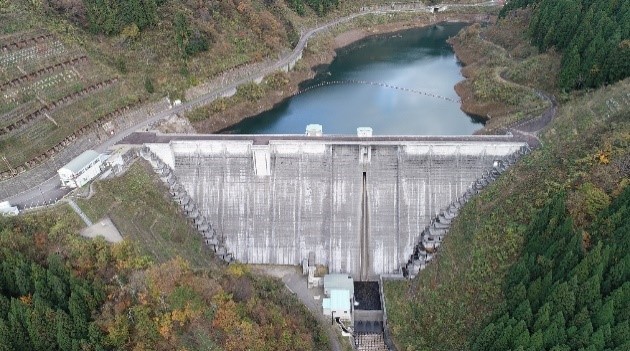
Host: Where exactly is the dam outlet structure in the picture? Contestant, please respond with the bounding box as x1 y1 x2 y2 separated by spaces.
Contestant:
126 130 529 281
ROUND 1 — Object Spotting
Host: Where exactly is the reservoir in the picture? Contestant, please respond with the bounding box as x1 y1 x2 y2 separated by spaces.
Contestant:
224 22 483 135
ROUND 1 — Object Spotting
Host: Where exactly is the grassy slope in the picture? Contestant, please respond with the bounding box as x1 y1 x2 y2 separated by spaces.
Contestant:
77 161 214 268
449 12 555 128
385 11 630 351
81 160 330 350
386 79 629 351
0 4 141 172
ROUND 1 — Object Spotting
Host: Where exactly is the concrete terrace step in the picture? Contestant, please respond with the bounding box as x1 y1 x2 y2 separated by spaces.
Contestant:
67 199 92 226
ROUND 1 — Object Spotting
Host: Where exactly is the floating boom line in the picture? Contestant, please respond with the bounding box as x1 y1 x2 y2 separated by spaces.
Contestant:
293 79 461 103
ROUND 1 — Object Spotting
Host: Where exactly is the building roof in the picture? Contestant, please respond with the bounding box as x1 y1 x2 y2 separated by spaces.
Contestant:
323 289 351 312
323 274 354 296
60 150 100 173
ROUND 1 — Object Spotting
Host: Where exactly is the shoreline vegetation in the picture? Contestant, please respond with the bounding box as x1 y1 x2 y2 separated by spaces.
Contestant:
186 11 496 133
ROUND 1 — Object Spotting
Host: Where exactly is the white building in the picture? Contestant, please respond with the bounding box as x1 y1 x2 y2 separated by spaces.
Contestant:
322 274 355 323
0 201 18 216
323 289 352 322
58 150 104 188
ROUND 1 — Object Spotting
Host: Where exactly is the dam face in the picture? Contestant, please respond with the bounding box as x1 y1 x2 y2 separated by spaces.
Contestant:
144 135 526 280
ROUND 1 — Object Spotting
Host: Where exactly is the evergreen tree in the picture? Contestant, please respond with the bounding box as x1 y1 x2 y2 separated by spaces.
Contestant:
550 282 576 318
0 319 12 351
27 297 57 350
472 322 497 351
590 328 605 351
56 310 73 351
534 303 552 331
611 321 629 348
505 0 630 89
558 44 581 90
0 295 8 320
8 299 31 350
594 299 614 328
514 300 534 327
529 330 545 350
511 320 530 349
577 274 602 307
68 291 90 339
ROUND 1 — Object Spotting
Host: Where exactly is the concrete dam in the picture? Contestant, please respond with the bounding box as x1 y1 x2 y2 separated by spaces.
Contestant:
131 131 528 280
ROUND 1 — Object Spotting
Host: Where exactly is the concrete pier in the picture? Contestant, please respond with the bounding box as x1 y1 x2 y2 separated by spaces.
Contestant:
129 132 527 280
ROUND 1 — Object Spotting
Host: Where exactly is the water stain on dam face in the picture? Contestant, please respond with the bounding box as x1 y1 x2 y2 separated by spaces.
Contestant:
360 171 369 281
144 136 528 280
225 22 483 135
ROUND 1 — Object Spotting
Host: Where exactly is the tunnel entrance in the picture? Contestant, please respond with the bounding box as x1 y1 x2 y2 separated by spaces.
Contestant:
360 171 370 281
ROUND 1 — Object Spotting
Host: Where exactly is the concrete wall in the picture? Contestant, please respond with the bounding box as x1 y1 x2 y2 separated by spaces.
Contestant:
146 139 526 279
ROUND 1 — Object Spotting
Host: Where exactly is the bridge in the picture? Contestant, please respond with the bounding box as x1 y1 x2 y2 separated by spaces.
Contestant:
124 129 529 280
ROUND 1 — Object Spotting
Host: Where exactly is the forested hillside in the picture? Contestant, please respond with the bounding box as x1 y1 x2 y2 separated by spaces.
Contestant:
472 188 630 351
82 0 166 35
501 0 630 90
0 241 108 350
287 0 339 16
384 2 630 347
0 163 330 351
20 0 299 98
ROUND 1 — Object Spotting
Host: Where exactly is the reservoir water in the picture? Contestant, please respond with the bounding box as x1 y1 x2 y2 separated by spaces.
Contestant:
224 22 483 135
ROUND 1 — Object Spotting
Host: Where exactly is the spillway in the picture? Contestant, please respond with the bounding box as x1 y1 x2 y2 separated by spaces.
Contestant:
137 133 527 280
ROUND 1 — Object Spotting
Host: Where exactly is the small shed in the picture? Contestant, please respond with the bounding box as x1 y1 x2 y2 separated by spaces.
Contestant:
323 289 352 322
0 201 18 216
322 274 355 323
58 150 104 188
305 124 323 136
323 273 354 297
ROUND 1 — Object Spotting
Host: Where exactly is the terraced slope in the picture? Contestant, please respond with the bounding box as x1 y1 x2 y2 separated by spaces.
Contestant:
0 30 143 178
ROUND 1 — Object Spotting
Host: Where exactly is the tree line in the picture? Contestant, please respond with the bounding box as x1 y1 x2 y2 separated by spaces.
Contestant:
287 0 339 16
0 251 107 351
471 186 630 351
83 0 167 35
501 0 630 90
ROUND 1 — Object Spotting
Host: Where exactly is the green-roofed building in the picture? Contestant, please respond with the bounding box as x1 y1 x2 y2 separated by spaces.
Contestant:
58 150 104 188
323 274 355 323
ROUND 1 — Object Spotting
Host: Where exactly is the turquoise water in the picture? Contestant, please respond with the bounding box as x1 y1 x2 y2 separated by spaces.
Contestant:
223 22 483 135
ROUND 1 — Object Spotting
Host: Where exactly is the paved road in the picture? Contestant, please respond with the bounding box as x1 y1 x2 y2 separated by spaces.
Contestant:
119 131 523 144
4 1 501 210
254 265 344 351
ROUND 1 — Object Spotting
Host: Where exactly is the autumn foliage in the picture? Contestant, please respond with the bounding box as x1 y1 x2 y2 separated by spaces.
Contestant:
0 202 328 350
